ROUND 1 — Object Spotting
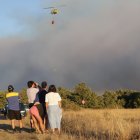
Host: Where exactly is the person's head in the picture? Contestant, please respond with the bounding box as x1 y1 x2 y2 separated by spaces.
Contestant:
27 81 35 88
48 85 56 93
41 81 47 89
8 85 14 92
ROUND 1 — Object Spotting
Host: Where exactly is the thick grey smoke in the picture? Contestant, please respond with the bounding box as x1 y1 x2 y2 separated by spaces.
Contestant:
1 0 140 92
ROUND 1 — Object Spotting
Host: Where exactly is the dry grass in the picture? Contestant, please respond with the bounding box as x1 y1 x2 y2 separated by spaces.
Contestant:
0 109 140 140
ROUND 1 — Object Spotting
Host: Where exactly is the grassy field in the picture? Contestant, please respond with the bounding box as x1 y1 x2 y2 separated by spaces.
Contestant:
0 109 140 140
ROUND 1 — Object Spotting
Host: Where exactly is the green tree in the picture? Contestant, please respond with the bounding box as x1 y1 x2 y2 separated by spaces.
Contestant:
0 91 7 108
116 90 140 108
19 88 28 104
68 83 99 108
57 87 81 110
57 87 72 99
103 91 118 108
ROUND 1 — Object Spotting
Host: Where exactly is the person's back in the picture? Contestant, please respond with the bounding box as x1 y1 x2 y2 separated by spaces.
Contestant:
26 81 39 108
45 85 62 134
38 89 47 103
6 91 20 111
38 81 48 104
36 81 48 128
27 87 39 103
45 92 61 106
6 85 23 133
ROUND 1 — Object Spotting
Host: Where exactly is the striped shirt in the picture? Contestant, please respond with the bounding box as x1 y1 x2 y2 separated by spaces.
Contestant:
6 92 20 110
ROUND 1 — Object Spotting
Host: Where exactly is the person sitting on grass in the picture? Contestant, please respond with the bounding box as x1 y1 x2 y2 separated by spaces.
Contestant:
6 85 23 133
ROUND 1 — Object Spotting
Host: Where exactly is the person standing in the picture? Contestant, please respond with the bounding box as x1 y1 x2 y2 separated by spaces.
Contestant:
36 81 48 126
45 85 62 134
29 103 45 134
38 81 48 113
26 81 39 108
6 85 23 133
26 81 40 130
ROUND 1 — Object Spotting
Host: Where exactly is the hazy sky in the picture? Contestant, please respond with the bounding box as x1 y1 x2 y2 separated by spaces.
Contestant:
0 0 140 92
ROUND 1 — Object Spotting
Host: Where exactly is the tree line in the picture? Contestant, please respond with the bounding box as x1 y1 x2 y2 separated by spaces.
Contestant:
0 83 140 110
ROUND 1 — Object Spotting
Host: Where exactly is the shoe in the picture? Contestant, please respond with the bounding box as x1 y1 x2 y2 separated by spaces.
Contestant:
35 130 42 134
42 130 48 134
12 129 16 134
44 129 50 134
19 128 23 133
29 128 34 133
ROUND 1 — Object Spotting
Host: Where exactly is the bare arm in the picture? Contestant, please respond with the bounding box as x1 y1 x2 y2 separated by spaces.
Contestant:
58 101 61 108
34 102 40 105
46 102 49 109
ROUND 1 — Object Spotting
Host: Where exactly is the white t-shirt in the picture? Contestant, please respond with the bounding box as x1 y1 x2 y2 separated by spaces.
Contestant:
27 88 39 103
45 92 61 105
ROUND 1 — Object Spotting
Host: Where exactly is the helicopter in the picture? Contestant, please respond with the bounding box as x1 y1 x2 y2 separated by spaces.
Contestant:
44 5 66 24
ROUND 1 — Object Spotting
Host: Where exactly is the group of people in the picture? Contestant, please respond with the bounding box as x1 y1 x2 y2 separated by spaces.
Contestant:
5 81 62 134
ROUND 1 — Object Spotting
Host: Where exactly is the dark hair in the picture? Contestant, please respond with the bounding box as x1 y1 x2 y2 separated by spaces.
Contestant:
48 85 56 93
41 81 47 89
27 81 34 88
8 85 14 92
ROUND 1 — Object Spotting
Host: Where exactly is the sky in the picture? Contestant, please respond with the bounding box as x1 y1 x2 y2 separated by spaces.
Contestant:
0 0 140 93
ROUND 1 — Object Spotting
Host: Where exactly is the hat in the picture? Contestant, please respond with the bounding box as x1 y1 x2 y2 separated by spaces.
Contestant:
8 85 14 92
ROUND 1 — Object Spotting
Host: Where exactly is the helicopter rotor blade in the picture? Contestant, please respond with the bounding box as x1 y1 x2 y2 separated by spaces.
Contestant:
43 7 55 9
43 5 66 9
